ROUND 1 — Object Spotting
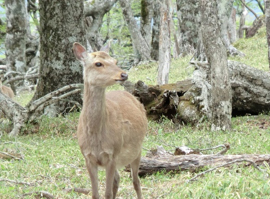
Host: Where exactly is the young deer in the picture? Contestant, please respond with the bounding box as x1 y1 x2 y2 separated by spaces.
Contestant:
73 43 147 199
0 79 14 98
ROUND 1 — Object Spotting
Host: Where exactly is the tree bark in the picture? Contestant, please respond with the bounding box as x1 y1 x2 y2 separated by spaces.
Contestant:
218 0 244 56
200 0 232 131
126 153 270 177
265 0 270 70
119 0 151 63
228 8 237 44
140 0 153 47
176 0 200 56
245 15 265 38
157 0 171 85
5 0 27 92
239 4 248 39
31 0 86 116
150 1 161 61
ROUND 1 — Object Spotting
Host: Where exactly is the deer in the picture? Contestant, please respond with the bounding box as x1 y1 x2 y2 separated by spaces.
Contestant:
73 42 147 199
0 79 14 99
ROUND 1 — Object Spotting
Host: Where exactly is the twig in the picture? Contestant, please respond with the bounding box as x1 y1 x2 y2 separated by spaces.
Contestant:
0 151 23 160
4 73 39 84
0 178 35 186
64 187 91 195
186 159 267 183
23 191 54 199
198 144 230 155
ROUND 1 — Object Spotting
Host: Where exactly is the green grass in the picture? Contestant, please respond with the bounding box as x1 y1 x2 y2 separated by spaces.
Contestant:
1 27 270 198
229 27 269 71
1 115 270 198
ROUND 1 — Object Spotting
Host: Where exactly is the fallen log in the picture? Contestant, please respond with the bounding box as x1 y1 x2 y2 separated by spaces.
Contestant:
123 60 270 123
125 153 270 177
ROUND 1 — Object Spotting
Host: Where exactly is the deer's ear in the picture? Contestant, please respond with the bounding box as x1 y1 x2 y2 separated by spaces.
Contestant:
100 45 110 53
73 42 88 61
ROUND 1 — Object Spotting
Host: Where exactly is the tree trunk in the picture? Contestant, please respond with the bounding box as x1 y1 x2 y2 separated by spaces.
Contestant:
84 0 117 51
245 15 265 38
124 61 270 123
228 7 237 44
157 0 171 85
140 0 153 47
119 0 151 63
218 0 244 56
5 0 27 92
176 0 200 56
31 0 86 116
265 0 270 70
200 0 232 131
239 4 248 39
150 1 160 61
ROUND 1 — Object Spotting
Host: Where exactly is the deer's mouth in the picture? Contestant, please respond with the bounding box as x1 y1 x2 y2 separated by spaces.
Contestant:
115 79 127 82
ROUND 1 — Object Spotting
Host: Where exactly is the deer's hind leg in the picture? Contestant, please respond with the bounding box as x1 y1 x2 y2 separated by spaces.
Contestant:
130 153 143 199
113 170 120 199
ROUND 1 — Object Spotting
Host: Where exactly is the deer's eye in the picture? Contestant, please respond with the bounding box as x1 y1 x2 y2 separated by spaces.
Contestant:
95 62 103 67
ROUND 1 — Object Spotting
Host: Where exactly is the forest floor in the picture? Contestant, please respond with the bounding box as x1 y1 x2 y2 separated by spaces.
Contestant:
1 113 270 198
1 28 270 198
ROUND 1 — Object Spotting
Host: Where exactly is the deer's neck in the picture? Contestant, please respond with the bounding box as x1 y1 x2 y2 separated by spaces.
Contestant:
83 83 107 134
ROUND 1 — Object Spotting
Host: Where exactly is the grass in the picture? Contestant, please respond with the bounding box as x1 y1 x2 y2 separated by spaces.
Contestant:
1 27 270 198
1 115 270 198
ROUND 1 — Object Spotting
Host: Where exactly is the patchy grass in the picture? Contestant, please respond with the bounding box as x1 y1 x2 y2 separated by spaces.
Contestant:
1 115 270 198
229 27 269 71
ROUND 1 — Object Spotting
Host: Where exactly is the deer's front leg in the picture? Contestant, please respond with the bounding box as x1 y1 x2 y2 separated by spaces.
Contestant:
85 157 99 199
105 160 117 199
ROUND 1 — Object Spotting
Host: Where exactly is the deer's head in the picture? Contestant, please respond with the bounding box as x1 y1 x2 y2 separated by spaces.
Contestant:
73 42 128 87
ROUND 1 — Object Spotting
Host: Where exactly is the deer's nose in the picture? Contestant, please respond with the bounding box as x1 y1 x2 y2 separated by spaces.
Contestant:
121 73 128 80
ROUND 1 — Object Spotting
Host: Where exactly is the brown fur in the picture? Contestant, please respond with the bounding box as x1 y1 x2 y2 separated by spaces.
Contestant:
0 80 14 98
73 43 147 199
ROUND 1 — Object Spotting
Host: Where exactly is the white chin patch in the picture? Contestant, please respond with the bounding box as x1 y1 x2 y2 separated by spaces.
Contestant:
115 80 122 84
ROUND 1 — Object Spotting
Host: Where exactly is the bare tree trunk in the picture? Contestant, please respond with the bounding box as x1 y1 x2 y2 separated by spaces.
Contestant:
150 1 160 61
140 0 153 47
157 0 171 85
200 0 232 131
84 0 117 51
176 0 200 56
239 4 248 39
5 0 27 92
266 0 270 70
228 7 237 44
31 0 86 116
119 0 151 63
218 0 244 56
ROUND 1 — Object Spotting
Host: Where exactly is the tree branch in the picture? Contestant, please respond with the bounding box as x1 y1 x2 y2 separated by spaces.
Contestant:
187 159 267 182
64 187 91 195
240 0 258 19
0 178 36 186
28 84 83 112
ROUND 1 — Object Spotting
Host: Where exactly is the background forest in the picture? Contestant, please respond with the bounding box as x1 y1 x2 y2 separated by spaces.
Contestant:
1 0 270 198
